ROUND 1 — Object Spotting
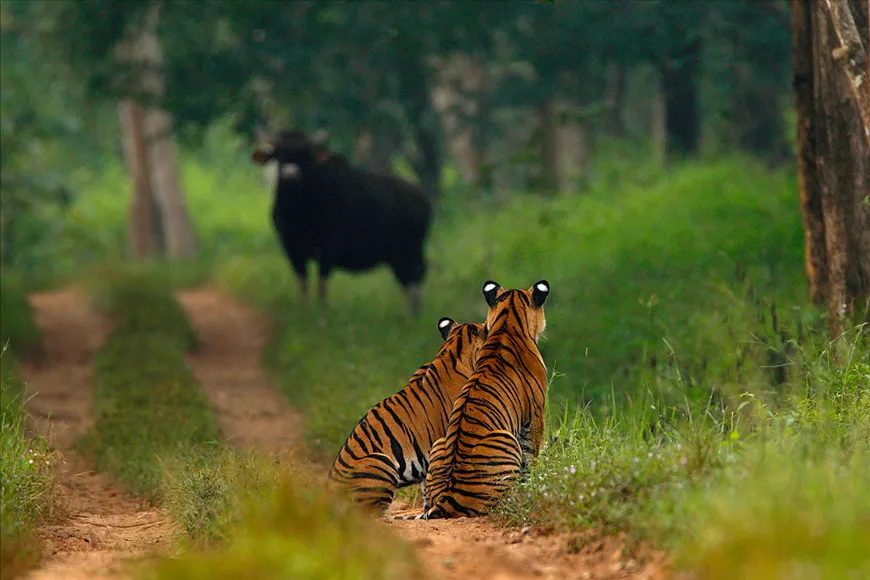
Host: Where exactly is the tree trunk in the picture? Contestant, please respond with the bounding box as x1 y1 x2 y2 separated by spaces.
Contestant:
121 2 197 260
651 73 668 166
431 54 488 188
118 99 163 258
792 0 870 337
607 63 627 139
354 125 395 175
660 40 701 157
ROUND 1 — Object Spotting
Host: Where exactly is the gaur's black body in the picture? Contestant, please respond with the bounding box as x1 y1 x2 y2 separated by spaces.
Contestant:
253 131 431 314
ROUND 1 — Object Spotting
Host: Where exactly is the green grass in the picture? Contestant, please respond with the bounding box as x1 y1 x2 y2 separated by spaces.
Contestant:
0 278 41 361
77 270 219 498
0 353 57 579
493 327 870 577
143 467 421 580
207 155 810 458
75 269 421 579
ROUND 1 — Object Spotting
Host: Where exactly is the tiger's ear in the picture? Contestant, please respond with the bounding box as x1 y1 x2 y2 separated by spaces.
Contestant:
251 149 274 165
532 280 550 308
482 280 501 307
437 317 455 341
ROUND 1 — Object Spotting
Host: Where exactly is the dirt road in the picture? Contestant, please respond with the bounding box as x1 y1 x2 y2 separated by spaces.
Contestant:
20 290 172 580
19 288 668 580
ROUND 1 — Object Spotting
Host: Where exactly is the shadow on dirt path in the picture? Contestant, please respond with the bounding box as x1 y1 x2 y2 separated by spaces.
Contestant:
20 290 173 580
177 288 305 454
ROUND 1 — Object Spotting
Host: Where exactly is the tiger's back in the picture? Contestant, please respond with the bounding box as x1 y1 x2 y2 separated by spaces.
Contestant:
328 318 486 513
422 280 550 519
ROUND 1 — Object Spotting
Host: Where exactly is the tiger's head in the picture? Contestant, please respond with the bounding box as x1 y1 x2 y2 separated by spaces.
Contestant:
436 317 487 374
481 280 550 342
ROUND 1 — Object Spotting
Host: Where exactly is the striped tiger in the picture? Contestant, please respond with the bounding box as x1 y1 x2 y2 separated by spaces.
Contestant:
399 279 550 520
328 317 487 514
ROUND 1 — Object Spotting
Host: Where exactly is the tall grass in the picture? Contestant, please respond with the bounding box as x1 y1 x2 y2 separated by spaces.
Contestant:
494 327 869 577
0 284 57 580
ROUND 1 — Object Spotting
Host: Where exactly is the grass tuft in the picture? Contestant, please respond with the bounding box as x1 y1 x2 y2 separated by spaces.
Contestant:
78 273 219 498
144 469 421 580
0 357 59 579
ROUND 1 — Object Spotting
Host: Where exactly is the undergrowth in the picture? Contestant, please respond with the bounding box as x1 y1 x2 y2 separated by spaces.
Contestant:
211 155 810 459
494 327 870 578
143 469 421 580
0 284 56 580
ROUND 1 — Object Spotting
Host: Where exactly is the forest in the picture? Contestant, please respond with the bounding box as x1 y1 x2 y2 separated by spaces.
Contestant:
1 1 868 579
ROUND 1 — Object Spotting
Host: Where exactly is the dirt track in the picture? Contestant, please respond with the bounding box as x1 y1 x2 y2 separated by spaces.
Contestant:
20 290 172 580
19 288 668 580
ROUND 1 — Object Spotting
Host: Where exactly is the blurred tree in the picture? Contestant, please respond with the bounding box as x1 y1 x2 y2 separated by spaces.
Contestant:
37 0 197 259
792 0 870 338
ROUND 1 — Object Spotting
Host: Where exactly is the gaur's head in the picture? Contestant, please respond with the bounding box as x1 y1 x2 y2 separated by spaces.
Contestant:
251 130 330 183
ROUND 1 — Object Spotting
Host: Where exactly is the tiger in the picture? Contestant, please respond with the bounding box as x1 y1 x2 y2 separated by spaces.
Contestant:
395 279 550 520
328 317 487 515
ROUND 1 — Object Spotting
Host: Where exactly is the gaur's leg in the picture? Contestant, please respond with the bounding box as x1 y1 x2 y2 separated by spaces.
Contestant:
391 249 426 317
285 250 310 307
317 263 332 306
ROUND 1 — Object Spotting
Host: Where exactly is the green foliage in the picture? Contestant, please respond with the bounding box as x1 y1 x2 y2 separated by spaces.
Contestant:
0 358 58 580
210 155 806 457
0 278 40 360
144 471 421 580
78 275 220 498
161 449 284 547
494 329 870 577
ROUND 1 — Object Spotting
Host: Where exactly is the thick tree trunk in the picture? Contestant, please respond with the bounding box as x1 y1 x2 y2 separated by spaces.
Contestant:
118 99 163 258
660 40 701 157
143 108 196 259
793 0 870 337
118 2 197 260
792 0 827 305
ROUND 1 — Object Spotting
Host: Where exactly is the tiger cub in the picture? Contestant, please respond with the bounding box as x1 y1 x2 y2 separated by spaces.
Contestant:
328 317 486 514
409 280 550 519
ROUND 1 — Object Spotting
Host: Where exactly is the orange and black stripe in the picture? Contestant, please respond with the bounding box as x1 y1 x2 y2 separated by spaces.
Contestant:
328 318 486 514
401 280 550 520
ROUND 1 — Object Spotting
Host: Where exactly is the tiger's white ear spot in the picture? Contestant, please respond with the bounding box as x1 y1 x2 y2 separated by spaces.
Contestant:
438 319 452 329
483 283 498 293
536 282 549 293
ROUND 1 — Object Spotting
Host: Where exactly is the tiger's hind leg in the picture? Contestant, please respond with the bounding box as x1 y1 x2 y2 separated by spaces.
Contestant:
437 429 523 518
329 453 400 515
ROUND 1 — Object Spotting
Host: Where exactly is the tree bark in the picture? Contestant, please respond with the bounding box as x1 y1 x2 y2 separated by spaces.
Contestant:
607 62 627 139
118 99 163 258
651 72 668 166
823 0 870 147
660 39 701 157
120 1 197 260
792 0 870 337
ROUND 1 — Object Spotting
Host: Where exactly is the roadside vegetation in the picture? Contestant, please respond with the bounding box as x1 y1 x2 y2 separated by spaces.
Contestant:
0 282 58 580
